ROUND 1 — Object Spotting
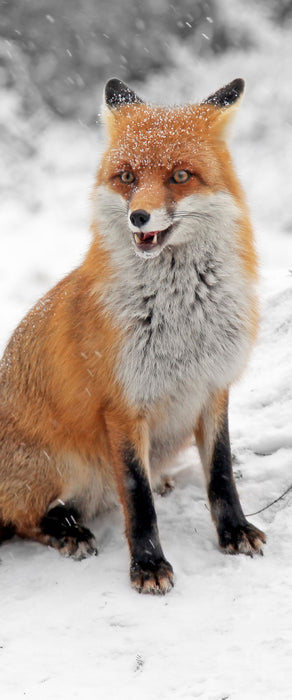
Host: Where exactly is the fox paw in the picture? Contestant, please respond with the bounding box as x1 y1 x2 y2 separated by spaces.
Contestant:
56 526 98 560
130 558 174 595
41 505 98 560
219 521 266 557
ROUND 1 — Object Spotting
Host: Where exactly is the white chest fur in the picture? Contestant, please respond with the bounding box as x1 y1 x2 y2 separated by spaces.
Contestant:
96 190 255 414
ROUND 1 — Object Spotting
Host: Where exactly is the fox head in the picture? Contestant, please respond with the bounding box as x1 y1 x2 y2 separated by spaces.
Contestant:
93 78 245 259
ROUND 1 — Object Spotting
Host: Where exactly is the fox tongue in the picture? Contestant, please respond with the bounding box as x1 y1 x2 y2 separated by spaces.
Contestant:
135 231 158 245
139 231 158 241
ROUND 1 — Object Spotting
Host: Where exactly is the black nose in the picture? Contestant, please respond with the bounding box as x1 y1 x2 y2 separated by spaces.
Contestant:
130 209 150 228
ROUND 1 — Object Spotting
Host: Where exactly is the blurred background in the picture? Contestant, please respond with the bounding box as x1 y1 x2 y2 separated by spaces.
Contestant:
0 0 292 343
1 0 292 120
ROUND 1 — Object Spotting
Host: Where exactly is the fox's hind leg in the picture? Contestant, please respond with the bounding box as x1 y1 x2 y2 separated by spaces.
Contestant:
39 504 97 559
0 426 97 558
195 390 266 555
14 501 97 560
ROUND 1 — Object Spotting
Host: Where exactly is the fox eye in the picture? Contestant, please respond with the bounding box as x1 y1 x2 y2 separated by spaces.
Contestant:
171 170 191 184
120 171 135 184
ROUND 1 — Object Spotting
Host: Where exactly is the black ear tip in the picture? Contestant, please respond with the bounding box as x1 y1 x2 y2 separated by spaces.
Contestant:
231 78 245 95
105 78 124 99
205 78 245 108
104 77 144 109
104 78 127 107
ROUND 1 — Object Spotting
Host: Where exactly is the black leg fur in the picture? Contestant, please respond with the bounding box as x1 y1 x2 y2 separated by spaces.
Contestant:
208 409 266 555
40 504 97 560
123 446 173 594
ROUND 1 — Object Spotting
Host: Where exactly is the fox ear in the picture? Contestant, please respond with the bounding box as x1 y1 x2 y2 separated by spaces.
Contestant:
204 79 245 108
203 79 245 139
104 78 144 110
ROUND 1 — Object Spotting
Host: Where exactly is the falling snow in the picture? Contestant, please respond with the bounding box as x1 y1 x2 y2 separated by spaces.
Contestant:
1 6 292 700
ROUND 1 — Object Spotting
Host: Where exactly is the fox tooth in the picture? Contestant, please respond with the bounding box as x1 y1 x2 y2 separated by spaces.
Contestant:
153 234 158 245
134 234 140 245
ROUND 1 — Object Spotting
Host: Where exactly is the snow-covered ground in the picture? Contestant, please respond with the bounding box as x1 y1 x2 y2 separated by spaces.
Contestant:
1 10 292 699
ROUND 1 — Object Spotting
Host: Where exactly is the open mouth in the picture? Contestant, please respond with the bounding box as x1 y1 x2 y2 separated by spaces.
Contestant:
133 226 173 254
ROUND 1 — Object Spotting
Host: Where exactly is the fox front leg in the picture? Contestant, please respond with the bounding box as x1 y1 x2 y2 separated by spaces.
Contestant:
106 415 173 594
195 391 266 555
122 445 173 593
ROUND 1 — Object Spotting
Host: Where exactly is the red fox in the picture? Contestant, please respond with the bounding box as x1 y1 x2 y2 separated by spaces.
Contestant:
0 78 265 593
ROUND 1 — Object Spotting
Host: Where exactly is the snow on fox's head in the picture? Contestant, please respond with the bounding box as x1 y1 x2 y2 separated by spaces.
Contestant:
93 78 245 259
